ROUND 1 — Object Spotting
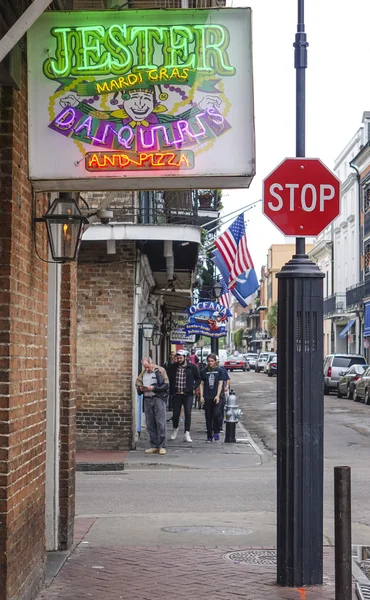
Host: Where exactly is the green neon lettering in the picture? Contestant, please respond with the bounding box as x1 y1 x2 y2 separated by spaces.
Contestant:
194 25 235 75
42 23 235 80
74 26 110 73
43 28 72 78
130 26 165 70
164 26 196 69
106 25 133 75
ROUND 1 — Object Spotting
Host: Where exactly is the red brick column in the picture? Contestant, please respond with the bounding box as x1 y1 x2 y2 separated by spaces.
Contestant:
77 242 135 450
59 263 77 549
0 73 48 599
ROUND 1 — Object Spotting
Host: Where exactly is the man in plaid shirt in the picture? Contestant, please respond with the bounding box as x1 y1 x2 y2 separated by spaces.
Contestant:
168 350 201 443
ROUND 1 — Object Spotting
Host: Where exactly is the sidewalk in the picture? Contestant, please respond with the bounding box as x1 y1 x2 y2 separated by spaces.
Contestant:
38 408 354 600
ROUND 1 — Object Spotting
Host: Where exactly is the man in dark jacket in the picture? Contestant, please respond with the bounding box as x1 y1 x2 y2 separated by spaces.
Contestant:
136 357 169 455
168 349 201 443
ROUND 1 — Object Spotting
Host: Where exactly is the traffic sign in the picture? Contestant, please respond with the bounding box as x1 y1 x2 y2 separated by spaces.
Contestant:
262 158 341 236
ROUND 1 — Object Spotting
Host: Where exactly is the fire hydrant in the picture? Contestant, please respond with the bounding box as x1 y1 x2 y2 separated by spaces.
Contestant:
224 389 242 443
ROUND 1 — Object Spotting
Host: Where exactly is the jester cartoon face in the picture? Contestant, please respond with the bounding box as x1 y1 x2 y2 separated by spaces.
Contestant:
122 89 155 121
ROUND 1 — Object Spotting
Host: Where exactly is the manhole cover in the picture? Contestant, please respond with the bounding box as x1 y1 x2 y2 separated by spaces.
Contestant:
329 408 349 413
162 526 253 535
223 549 277 565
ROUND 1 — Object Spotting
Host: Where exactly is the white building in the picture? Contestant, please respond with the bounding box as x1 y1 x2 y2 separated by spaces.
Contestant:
311 115 370 356
308 227 332 357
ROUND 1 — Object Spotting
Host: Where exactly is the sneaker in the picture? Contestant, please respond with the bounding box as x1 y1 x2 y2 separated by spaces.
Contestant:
159 448 167 455
179 417 183 423
214 434 220 442
183 431 192 443
170 428 179 440
145 448 159 454
206 437 213 443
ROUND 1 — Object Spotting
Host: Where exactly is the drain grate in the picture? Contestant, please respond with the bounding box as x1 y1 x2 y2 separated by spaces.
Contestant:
356 583 370 599
223 549 277 565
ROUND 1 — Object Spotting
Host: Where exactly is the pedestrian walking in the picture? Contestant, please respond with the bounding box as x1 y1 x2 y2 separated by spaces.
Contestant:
168 349 201 443
136 357 169 455
217 357 230 432
200 353 225 442
189 349 200 368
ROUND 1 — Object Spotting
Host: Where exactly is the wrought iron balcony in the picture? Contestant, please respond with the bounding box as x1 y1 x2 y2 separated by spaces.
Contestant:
323 293 346 317
346 282 364 309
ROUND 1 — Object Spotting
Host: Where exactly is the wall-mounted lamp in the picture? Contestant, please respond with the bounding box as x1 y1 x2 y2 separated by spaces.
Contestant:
152 328 163 346
34 194 88 262
140 313 156 341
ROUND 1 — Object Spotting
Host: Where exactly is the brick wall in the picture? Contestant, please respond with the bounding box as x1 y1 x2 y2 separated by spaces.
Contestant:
0 68 48 600
77 242 135 450
59 263 77 549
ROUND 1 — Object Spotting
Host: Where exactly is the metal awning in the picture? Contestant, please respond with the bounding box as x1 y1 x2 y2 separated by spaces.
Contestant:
338 319 356 339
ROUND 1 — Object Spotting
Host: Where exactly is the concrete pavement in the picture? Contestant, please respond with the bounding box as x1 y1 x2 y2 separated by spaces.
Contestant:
37 378 361 599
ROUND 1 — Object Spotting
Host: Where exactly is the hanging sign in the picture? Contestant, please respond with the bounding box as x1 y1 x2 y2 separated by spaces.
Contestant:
170 312 195 344
185 301 231 338
27 8 255 191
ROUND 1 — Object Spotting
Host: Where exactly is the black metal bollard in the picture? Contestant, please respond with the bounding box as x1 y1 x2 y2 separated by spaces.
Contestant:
334 466 352 600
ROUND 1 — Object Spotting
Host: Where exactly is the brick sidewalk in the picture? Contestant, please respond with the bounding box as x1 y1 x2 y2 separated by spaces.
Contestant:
38 545 343 600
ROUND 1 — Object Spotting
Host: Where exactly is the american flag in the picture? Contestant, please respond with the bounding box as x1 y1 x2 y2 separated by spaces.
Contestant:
214 214 254 289
218 278 230 309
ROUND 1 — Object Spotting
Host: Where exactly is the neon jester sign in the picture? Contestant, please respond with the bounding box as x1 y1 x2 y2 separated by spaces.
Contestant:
27 9 255 188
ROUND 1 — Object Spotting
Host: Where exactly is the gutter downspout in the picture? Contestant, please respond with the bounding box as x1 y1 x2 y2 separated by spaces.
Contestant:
349 160 362 354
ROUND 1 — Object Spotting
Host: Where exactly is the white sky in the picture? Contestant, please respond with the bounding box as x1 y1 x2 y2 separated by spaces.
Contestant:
223 0 370 277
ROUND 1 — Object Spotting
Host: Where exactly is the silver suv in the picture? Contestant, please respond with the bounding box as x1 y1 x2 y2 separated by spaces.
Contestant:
324 354 367 394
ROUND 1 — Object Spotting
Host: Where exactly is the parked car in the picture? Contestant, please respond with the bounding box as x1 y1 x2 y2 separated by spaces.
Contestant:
353 366 370 404
224 354 248 372
244 353 259 370
324 354 367 394
266 354 277 377
256 352 274 373
337 364 367 399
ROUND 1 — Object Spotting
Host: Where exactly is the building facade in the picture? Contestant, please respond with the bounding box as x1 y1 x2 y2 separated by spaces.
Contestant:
312 116 369 357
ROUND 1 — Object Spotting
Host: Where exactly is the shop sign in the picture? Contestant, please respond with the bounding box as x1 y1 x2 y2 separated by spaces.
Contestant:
27 9 255 191
170 312 196 344
185 301 231 338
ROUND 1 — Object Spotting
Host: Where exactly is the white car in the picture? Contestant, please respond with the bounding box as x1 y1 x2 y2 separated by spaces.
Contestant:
256 352 274 373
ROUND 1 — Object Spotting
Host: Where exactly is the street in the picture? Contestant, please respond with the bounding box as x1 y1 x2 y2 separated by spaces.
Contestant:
234 369 370 539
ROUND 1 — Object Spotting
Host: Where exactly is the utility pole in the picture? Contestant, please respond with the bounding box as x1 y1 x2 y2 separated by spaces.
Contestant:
276 0 325 587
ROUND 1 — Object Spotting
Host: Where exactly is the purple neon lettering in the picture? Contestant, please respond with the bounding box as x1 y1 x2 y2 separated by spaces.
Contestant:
117 126 134 149
91 123 115 146
74 115 93 137
54 107 76 130
138 125 171 151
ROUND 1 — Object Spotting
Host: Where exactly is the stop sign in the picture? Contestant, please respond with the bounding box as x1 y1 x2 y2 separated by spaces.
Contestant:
262 158 340 236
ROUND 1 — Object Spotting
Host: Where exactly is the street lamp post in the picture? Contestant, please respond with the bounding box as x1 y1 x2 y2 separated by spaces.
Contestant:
276 0 325 587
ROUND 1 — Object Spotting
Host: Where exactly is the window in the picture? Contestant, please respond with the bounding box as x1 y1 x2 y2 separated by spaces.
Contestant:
333 357 366 368
364 186 370 212
365 243 370 273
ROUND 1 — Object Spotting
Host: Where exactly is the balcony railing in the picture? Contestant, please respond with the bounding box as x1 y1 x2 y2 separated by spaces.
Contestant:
346 282 364 309
323 293 346 317
84 190 223 227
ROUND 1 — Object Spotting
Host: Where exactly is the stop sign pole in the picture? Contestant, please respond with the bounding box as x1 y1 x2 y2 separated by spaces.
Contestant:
276 0 325 588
